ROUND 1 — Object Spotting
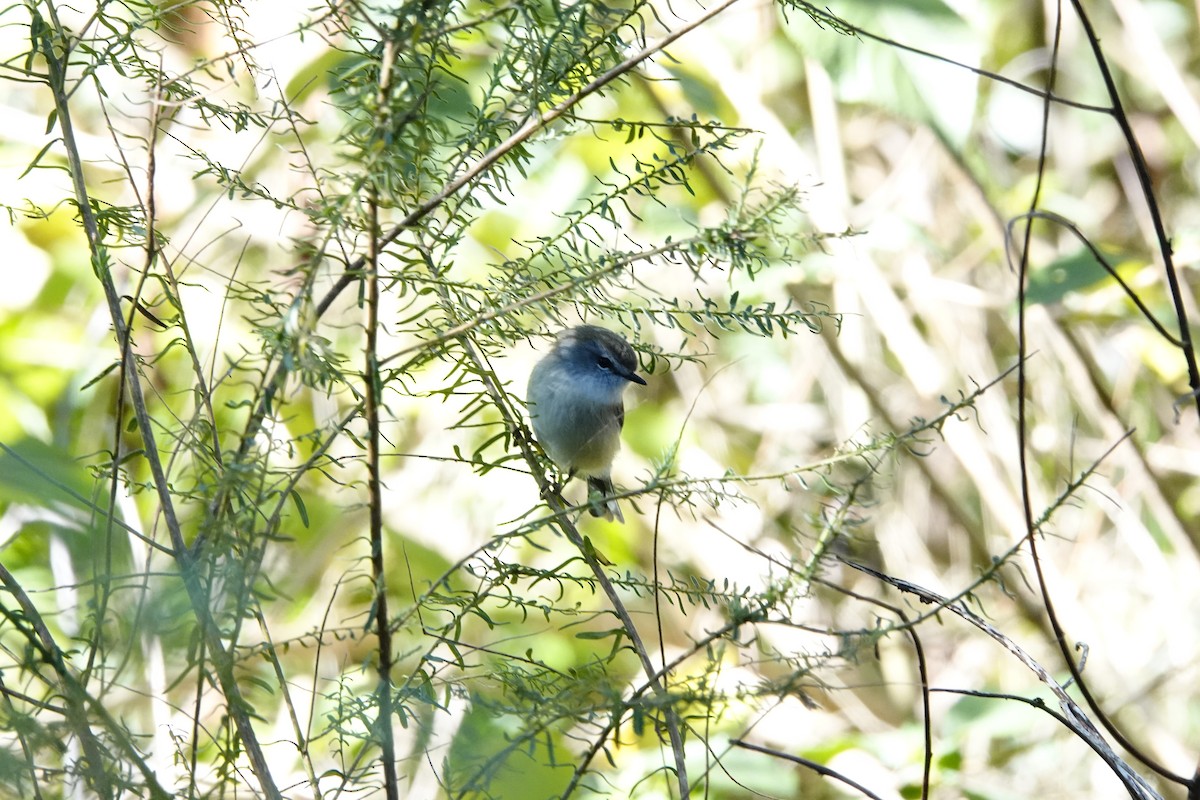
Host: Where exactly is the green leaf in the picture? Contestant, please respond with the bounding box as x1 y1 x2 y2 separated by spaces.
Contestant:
574 628 625 641
1025 247 1125 306
289 490 310 527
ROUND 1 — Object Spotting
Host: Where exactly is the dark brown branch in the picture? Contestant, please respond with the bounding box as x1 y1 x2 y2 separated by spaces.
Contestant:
1012 3 1187 788
1067 0 1200 423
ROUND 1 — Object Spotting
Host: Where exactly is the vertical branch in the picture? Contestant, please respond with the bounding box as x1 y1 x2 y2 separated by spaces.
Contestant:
1014 3 1186 789
365 36 400 800
33 3 282 796
1067 0 1200 423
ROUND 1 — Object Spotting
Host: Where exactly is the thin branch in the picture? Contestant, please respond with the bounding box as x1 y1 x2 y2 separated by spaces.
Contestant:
0 562 167 799
1066 0 1200 423
1012 3 1186 787
313 0 746 319
453 327 691 798
730 739 886 800
1007 210 1182 348
842 561 1163 800
36 6 282 796
787 0 1110 113
365 36 400 800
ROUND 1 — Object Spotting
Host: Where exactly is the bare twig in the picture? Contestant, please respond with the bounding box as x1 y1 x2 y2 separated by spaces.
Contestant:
1011 3 1188 788
730 739 886 800
842 561 1163 800
1067 0 1200 422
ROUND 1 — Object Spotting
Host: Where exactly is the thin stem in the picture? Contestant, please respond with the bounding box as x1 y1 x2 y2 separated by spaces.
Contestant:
365 37 400 800
36 3 281 795
1014 3 1186 786
0 562 167 799
1066 0 1200 423
843 562 1163 800
730 740 885 800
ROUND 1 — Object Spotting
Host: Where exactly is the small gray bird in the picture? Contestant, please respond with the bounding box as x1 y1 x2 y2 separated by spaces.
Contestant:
527 325 647 522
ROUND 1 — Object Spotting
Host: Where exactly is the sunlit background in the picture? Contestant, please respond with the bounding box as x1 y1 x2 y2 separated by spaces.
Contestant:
1 0 1198 797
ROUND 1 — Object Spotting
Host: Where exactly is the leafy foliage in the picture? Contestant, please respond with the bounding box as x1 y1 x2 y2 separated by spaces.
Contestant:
1 0 1198 798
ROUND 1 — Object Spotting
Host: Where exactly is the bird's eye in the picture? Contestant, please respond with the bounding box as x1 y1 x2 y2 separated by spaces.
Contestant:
596 356 614 371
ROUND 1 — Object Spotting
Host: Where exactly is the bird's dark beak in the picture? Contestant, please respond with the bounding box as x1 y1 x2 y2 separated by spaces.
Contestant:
627 373 647 386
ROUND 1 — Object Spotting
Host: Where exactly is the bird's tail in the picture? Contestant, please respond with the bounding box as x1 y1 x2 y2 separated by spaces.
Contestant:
586 476 624 523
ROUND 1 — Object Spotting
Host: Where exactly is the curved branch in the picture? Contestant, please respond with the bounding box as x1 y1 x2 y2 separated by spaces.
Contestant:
1067 0 1200 422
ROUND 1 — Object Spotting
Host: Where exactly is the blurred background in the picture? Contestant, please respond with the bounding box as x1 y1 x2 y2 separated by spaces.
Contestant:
1 0 1198 797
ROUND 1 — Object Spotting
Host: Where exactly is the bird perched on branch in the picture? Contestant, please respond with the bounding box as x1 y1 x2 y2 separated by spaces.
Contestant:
527 325 646 522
